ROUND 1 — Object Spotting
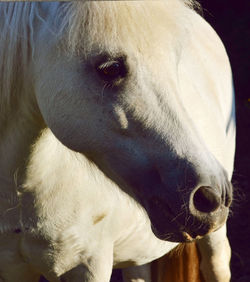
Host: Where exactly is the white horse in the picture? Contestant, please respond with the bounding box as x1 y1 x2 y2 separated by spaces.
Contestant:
0 1 235 282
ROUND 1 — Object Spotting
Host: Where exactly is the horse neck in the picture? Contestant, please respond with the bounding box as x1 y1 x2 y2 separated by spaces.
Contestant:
0 101 44 231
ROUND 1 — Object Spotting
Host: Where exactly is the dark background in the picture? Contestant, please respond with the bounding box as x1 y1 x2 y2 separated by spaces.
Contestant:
200 0 250 281
111 1 249 281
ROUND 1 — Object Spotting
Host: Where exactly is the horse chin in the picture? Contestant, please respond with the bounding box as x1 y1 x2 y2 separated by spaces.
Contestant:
150 214 228 243
151 226 205 243
160 232 196 243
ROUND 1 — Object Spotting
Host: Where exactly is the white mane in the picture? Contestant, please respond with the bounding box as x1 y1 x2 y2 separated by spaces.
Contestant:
59 0 199 54
0 3 38 129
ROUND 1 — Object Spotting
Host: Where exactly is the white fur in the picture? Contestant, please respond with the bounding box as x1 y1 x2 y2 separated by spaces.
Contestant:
0 1 235 281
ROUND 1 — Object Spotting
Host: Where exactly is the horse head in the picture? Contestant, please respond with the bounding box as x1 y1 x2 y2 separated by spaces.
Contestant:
32 1 232 243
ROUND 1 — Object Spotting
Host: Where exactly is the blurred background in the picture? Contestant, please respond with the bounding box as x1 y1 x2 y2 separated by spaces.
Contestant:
200 0 250 281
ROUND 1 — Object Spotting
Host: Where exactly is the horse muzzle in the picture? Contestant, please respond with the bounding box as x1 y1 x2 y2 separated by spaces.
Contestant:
89 144 233 243
146 180 232 242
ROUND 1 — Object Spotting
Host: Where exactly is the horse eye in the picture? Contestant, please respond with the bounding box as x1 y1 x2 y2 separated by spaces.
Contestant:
97 60 126 81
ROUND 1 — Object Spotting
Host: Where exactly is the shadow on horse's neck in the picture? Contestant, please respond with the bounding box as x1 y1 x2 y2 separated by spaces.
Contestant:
0 103 45 211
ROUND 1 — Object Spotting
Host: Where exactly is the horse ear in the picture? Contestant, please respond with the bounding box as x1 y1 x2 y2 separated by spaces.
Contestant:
151 242 204 282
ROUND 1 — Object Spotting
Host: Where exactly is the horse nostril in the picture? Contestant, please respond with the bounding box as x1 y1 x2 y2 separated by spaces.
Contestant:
193 186 221 213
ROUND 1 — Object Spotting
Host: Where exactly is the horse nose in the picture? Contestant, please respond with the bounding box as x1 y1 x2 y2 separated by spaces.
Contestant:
192 186 221 213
